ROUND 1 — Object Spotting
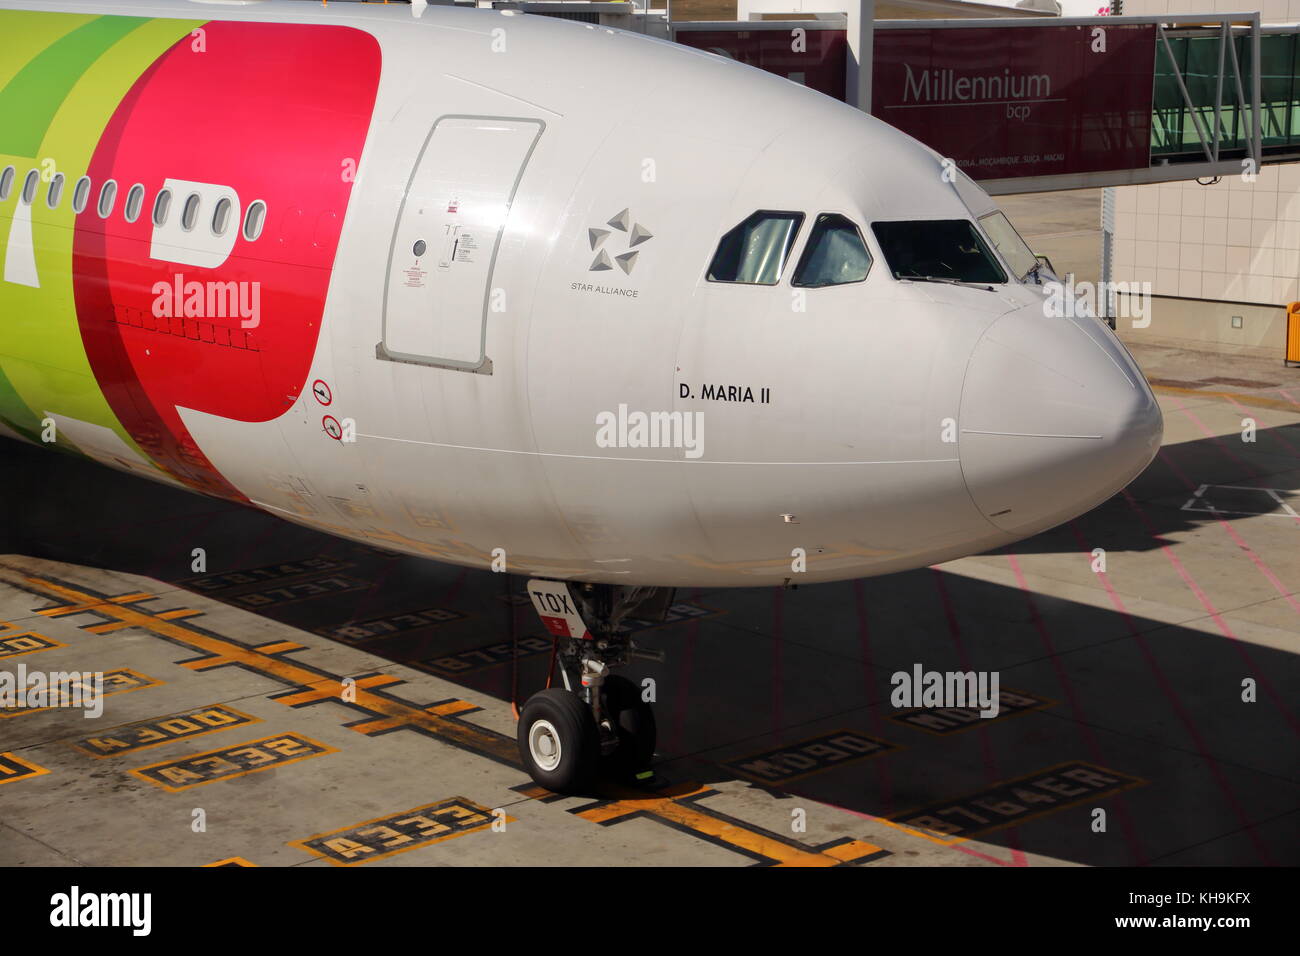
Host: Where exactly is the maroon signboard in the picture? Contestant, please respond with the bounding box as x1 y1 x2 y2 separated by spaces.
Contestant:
872 24 1157 180
674 29 848 101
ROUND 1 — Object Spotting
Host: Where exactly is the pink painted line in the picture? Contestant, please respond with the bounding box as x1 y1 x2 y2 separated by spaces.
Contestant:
929 569 1025 859
814 799 1030 867
1278 388 1299 407
771 586 784 742
1159 449 1300 612
1222 393 1300 457
1166 393 1262 479
852 579 894 815
1007 551 1147 865
1123 489 1300 738
930 569 999 780
1069 520 1275 865
665 588 701 755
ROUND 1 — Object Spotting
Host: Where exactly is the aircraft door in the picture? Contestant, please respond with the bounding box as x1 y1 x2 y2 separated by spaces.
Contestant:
379 116 543 371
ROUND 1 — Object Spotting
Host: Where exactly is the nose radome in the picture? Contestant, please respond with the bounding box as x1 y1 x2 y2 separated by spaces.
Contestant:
958 305 1163 537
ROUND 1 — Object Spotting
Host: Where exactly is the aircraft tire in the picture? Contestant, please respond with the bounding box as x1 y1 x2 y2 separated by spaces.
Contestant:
518 688 598 794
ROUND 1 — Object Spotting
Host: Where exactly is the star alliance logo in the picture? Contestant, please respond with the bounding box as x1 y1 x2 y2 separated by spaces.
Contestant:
588 208 652 275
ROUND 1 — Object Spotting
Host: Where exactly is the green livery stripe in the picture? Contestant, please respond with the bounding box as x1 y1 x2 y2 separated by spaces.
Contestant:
0 9 95 93
0 364 43 442
0 12 204 464
0 15 149 158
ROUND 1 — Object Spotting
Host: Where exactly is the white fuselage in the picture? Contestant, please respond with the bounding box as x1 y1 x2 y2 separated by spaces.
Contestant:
0 0 1162 586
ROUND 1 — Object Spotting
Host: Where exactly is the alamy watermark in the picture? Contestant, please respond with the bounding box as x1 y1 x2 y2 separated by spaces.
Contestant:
891 663 1001 718
0 665 104 718
152 273 261 329
595 404 705 460
1043 278 1152 328
50 887 151 936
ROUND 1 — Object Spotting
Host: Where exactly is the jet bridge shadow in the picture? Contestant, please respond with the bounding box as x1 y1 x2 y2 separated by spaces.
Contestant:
0 425 1296 866
987 419 1300 556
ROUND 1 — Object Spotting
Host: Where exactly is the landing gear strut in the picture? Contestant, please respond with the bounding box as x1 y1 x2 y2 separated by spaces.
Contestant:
517 581 670 794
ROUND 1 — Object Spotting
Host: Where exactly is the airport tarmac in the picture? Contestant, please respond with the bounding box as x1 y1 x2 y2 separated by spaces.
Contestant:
0 339 1296 867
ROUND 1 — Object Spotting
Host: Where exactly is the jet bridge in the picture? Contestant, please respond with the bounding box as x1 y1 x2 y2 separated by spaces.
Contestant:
673 13 1288 195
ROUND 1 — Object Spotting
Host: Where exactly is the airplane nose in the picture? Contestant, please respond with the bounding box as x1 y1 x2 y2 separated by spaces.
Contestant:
958 305 1163 536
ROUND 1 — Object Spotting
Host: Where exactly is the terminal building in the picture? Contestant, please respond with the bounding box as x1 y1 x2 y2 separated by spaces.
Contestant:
1110 0 1300 356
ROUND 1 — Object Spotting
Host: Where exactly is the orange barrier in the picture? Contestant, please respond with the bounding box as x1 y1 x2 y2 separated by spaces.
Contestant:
1288 302 1300 367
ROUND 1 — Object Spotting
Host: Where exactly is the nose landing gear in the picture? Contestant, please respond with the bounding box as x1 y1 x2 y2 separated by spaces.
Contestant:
516 580 670 794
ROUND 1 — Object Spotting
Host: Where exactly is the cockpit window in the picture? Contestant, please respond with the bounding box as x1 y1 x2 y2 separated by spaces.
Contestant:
871 219 1007 285
977 210 1039 281
792 214 872 287
707 210 804 285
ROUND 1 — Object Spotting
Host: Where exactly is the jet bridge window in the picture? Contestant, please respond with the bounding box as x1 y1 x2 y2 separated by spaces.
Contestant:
871 219 1006 285
792 214 872 287
707 210 804 285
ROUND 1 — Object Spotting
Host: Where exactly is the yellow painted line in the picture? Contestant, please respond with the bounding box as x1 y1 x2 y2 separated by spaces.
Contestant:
182 657 233 672
129 733 337 793
37 601 105 618
11 572 885 867
347 702 475 736
346 716 406 735
110 593 155 604
884 761 1147 845
275 674 401 708
0 669 160 719
427 700 479 717
823 840 884 862
0 633 64 659
253 640 306 655
0 751 51 784
204 857 256 867
288 798 513 866
13 574 519 765
84 621 136 635
155 609 202 621
572 782 886 867
67 705 259 759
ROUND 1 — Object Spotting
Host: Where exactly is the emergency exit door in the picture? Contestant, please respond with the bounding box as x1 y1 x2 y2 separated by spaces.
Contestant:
380 115 543 370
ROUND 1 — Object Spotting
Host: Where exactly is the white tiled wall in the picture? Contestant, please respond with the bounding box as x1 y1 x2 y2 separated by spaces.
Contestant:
1110 2 1300 305
1121 0 1300 17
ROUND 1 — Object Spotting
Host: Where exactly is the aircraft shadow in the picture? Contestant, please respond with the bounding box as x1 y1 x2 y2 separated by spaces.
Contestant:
1 425 1296 866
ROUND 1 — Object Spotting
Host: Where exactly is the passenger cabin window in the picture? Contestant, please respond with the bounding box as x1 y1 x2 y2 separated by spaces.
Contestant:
871 220 1006 285
46 173 65 210
124 184 146 223
21 169 39 205
977 210 1039 281
792 214 872 287
243 200 266 241
707 210 804 285
72 177 92 214
153 189 171 226
211 197 232 236
0 166 14 201
181 193 201 232
97 180 118 219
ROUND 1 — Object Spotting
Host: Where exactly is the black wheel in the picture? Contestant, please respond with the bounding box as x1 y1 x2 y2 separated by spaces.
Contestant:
601 674 657 782
517 688 598 794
